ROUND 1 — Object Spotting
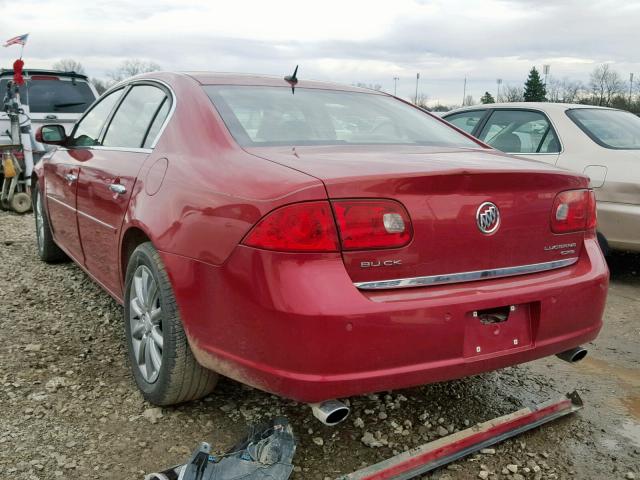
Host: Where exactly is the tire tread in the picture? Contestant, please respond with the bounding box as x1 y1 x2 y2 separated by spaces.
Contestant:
35 188 68 263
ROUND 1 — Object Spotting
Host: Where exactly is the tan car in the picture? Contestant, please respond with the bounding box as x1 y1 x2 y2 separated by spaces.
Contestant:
443 103 640 253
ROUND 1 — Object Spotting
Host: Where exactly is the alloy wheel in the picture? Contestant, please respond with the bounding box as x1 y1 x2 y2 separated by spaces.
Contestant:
35 191 45 255
129 265 163 383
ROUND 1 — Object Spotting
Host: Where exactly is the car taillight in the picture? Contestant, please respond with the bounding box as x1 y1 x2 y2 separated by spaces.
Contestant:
331 199 412 250
242 201 339 252
551 189 597 234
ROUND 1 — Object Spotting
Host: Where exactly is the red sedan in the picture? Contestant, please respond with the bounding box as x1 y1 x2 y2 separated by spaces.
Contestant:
33 72 608 418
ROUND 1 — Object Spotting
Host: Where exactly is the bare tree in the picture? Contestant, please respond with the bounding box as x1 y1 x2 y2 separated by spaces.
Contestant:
499 85 524 103
108 59 162 82
547 78 583 103
560 80 583 103
430 104 452 112
52 59 86 74
589 64 625 106
546 78 562 103
414 93 430 108
463 94 475 106
90 78 110 95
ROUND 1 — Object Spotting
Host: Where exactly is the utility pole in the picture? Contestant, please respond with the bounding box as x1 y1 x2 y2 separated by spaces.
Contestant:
629 73 634 106
393 76 399 96
415 73 420 104
462 77 467 106
496 78 502 102
543 65 550 89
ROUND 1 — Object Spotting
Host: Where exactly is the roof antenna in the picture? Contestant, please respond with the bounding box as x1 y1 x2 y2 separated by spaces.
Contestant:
284 65 298 94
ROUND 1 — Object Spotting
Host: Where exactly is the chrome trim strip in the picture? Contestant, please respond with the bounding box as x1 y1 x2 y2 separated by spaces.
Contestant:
353 257 579 290
77 209 116 231
82 77 176 151
91 146 152 154
147 79 177 149
45 194 75 212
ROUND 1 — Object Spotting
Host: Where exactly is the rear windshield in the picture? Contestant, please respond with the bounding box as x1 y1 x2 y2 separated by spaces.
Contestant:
204 85 480 148
566 108 640 150
0 77 96 113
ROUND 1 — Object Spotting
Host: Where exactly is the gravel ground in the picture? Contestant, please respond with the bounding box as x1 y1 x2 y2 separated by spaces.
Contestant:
1 210 638 480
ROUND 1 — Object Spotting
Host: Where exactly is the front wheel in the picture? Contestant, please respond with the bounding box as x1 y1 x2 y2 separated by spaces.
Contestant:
124 242 218 405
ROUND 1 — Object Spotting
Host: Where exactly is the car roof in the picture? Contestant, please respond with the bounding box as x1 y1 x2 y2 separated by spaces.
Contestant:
444 102 617 116
179 71 385 94
0 68 89 81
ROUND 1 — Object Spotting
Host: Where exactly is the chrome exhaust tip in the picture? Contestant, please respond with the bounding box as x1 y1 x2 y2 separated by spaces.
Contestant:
309 400 350 426
556 346 588 363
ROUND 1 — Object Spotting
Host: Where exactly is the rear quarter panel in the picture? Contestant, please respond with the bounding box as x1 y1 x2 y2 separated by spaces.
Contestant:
121 74 326 269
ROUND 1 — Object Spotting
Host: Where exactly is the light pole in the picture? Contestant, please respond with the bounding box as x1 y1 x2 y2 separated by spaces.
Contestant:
393 76 399 96
462 77 467 106
415 73 420 104
543 64 550 89
496 78 502 102
630 73 634 106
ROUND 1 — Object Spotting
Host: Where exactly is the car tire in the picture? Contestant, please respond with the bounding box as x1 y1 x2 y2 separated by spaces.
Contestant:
34 187 68 262
124 242 218 405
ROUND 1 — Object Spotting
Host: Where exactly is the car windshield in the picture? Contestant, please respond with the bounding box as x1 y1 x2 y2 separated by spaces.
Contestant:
204 85 479 148
566 108 640 150
0 77 96 113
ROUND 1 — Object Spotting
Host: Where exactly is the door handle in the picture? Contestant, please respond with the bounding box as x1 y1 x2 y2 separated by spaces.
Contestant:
64 173 78 183
109 184 127 195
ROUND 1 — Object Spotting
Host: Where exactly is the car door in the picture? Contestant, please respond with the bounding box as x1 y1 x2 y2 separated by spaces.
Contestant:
76 83 170 297
43 88 125 261
476 109 561 164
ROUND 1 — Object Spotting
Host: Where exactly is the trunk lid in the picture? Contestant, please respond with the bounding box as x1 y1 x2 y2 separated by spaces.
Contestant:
246 145 588 286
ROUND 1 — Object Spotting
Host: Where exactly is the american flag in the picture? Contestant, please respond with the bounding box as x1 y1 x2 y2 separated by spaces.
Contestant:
3 33 29 47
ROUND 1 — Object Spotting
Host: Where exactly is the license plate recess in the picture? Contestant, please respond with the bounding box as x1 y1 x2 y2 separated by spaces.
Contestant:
463 303 533 357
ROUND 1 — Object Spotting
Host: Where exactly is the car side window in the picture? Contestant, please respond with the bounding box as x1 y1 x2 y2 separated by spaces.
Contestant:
445 110 485 134
478 110 560 154
69 88 124 147
142 98 170 148
102 85 167 149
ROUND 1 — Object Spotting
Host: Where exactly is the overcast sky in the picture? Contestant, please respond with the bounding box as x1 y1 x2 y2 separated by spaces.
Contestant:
0 0 638 105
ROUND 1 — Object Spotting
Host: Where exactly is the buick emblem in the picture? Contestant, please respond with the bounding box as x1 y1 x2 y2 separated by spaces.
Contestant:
476 202 500 234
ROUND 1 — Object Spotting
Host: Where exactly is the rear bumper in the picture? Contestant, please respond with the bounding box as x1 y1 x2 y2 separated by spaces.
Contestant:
161 237 608 403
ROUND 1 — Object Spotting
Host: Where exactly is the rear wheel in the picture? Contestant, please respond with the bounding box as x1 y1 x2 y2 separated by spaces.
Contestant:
34 187 68 262
124 242 218 405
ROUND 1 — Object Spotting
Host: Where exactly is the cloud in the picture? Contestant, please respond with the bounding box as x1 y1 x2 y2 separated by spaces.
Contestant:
0 0 638 104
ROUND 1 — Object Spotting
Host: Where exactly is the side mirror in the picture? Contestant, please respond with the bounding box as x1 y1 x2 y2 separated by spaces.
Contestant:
36 124 67 146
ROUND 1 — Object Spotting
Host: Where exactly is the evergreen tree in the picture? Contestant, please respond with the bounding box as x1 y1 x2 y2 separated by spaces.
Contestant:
523 67 547 102
480 91 495 104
